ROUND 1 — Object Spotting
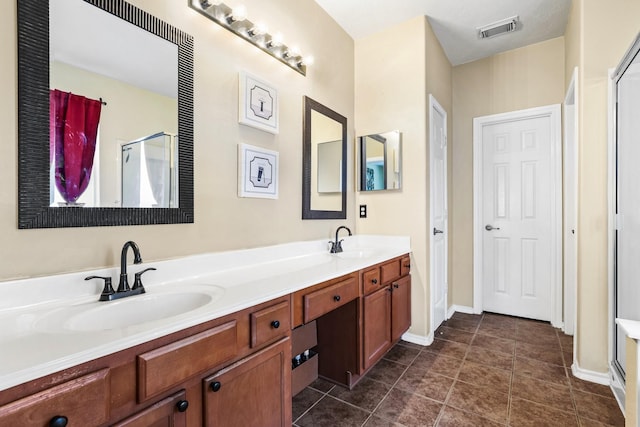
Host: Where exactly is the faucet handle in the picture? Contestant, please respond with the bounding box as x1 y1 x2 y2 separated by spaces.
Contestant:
85 276 115 301
132 267 156 291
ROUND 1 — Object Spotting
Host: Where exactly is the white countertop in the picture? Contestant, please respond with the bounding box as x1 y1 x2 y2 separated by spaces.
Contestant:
616 318 640 341
0 235 410 391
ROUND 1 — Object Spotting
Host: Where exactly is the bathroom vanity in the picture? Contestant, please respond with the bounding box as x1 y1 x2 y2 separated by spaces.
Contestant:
0 236 411 426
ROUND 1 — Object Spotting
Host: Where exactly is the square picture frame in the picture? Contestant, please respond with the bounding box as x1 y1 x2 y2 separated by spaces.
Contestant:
238 143 279 199
238 71 279 134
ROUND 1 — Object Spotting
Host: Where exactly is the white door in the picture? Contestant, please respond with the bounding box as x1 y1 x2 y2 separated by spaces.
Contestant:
429 95 448 331
563 68 578 336
474 106 561 322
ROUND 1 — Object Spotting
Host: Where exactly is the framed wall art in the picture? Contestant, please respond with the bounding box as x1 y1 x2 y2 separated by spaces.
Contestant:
238 143 279 199
238 71 279 134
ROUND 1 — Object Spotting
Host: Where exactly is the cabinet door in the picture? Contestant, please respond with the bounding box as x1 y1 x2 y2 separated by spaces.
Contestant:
363 286 392 370
113 391 188 427
204 338 291 427
391 275 411 341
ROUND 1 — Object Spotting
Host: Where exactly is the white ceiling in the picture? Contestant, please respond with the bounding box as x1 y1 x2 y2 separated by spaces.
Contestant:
314 0 572 65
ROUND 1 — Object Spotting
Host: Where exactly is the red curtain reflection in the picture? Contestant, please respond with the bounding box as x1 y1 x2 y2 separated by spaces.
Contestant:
50 89 102 204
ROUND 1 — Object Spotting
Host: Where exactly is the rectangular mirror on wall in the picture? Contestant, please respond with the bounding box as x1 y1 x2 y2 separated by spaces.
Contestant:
358 131 402 191
17 0 193 228
302 96 347 219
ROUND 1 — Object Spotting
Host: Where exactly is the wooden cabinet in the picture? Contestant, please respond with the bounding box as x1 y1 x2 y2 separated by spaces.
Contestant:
0 369 110 426
1 253 410 425
203 338 291 427
113 391 188 427
363 287 392 369
391 275 412 341
362 257 412 370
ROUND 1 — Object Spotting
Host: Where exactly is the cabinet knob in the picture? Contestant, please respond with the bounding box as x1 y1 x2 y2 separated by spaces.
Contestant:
403 263 410 268
333 295 341 302
393 283 399 289
271 320 280 329
176 400 189 412
210 381 222 392
49 416 68 427
371 278 378 284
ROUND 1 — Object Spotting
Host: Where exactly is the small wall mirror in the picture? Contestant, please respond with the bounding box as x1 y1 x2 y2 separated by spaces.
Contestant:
358 131 402 191
17 0 193 228
302 97 347 219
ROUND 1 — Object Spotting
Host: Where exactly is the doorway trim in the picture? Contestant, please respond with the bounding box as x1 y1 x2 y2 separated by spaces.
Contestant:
563 67 579 336
472 104 563 327
429 94 448 334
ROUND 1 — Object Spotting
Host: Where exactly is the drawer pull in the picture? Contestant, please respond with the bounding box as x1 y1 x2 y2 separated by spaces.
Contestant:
50 416 68 427
333 295 341 302
404 263 410 268
176 400 189 412
271 320 280 329
210 381 222 392
371 278 378 284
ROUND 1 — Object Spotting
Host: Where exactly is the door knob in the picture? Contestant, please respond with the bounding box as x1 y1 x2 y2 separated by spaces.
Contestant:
485 224 501 231
433 228 443 235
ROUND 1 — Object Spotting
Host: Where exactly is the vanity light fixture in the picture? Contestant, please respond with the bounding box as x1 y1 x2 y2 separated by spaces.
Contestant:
189 0 310 75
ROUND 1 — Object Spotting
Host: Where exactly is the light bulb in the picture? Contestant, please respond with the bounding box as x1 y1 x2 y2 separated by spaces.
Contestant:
248 22 268 37
300 55 314 66
227 5 247 23
198 0 221 9
268 32 284 48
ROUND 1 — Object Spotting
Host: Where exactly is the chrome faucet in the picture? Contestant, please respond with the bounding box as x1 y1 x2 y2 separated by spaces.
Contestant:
329 226 352 253
85 241 155 301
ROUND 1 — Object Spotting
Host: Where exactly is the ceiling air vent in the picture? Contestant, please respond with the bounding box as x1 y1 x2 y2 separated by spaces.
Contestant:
478 15 519 39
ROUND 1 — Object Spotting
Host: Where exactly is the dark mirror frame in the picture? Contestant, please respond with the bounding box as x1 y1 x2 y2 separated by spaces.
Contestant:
302 96 347 220
17 0 194 228
359 134 387 191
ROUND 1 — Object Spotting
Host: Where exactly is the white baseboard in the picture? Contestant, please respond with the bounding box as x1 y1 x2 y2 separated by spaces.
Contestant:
401 332 433 347
447 305 475 319
571 362 610 386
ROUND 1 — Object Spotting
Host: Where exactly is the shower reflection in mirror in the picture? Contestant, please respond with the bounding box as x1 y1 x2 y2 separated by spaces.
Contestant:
120 132 178 208
358 130 402 191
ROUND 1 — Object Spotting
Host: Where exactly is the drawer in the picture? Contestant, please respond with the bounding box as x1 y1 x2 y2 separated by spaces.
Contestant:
362 267 382 295
304 276 359 323
0 369 109 426
380 258 401 284
251 300 290 348
400 255 411 277
137 320 238 402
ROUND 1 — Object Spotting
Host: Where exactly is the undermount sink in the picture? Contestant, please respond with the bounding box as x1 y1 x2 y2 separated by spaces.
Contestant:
334 250 375 259
35 286 225 333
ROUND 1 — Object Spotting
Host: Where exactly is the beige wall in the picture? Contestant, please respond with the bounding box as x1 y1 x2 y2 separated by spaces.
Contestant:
572 0 640 373
0 0 354 280
354 16 452 338
451 37 566 308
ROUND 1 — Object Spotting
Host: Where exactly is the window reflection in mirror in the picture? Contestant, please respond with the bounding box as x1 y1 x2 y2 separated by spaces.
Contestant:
359 131 402 191
49 0 178 208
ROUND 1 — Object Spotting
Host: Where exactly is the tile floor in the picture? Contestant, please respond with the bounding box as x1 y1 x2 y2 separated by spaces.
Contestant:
292 312 625 426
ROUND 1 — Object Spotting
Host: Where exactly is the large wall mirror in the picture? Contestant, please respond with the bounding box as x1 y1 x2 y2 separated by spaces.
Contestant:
17 0 193 228
358 131 402 191
302 96 347 219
